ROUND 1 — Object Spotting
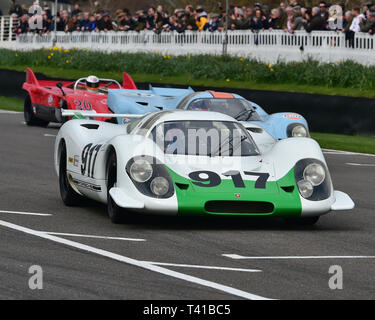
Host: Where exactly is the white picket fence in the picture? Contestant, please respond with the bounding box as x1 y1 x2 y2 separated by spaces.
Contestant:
0 15 18 48
2 15 375 65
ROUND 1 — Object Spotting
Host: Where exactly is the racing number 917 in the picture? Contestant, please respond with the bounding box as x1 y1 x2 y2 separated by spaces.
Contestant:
188 170 269 189
81 144 102 178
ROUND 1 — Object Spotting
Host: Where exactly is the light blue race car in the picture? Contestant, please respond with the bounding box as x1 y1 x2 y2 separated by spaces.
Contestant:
107 86 309 140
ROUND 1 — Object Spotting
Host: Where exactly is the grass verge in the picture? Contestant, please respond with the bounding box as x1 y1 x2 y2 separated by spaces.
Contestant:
0 96 23 112
0 96 373 154
311 132 375 155
1 64 375 99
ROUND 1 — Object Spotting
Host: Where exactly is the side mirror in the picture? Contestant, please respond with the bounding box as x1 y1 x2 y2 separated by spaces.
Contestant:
56 82 66 96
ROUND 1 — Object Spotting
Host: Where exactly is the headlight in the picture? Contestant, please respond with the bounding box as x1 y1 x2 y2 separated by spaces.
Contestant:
130 159 153 183
303 163 326 186
150 177 169 196
287 123 309 138
294 159 332 201
297 180 314 199
126 156 174 199
292 125 308 137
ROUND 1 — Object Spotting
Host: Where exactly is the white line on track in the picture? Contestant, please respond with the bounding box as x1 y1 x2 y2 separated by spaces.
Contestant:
0 210 52 217
0 110 21 114
0 219 271 300
44 231 146 242
223 254 375 260
346 163 375 167
323 149 375 157
142 261 261 273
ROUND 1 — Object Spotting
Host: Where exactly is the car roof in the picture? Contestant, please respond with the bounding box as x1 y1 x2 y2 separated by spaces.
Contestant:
189 91 244 99
153 110 238 123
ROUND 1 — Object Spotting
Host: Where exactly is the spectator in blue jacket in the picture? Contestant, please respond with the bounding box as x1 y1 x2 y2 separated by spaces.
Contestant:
250 9 265 30
208 13 220 31
79 12 91 31
88 15 97 31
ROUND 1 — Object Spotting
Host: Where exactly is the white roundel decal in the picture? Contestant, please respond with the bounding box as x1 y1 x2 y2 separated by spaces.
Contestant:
48 95 54 106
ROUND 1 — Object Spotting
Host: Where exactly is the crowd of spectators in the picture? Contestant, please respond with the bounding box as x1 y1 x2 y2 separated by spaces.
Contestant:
5 0 375 37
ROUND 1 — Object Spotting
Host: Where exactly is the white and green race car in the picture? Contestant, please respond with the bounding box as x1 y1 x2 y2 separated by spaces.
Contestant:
54 110 354 225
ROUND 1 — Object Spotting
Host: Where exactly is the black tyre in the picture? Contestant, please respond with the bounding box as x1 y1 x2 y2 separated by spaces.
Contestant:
107 151 133 224
59 142 84 206
284 216 320 226
24 94 49 127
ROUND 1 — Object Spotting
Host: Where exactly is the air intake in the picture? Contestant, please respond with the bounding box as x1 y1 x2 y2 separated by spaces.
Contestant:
205 201 274 214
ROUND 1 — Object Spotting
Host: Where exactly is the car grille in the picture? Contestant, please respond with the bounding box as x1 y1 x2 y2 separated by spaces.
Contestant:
205 201 274 214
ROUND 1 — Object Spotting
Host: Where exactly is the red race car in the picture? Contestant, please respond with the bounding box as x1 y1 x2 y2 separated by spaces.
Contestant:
22 68 137 126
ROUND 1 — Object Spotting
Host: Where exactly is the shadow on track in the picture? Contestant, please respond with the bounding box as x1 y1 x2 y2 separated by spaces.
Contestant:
77 202 358 232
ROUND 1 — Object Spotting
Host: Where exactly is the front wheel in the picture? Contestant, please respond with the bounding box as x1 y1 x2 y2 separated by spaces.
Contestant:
107 151 134 224
24 94 49 127
59 142 84 206
284 216 320 226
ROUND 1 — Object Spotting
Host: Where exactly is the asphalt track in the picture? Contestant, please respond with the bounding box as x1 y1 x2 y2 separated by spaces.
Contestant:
0 110 374 300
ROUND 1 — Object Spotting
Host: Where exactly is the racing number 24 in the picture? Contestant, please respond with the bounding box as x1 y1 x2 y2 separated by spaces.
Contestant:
188 170 269 189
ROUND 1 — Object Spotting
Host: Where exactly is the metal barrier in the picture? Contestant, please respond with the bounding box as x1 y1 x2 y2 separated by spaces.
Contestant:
1 16 375 65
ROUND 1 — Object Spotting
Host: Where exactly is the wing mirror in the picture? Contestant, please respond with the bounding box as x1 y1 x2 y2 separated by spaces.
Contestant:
56 82 66 96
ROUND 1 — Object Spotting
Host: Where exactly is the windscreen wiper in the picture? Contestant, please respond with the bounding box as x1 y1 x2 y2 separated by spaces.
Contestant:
230 135 248 156
209 135 233 157
234 109 255 121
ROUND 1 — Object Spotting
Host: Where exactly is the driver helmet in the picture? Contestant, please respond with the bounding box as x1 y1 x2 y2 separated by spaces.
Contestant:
85 75 99 92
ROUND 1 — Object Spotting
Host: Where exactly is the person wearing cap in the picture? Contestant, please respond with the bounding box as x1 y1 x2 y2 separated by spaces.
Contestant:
195 6 208 31
116 12 126 31
367 10 375 34
361 10 375 32
319 1 329 21
363 2 374 13
102 12 113 31
115 9 124 17
207 13 220 31
135 10 146 32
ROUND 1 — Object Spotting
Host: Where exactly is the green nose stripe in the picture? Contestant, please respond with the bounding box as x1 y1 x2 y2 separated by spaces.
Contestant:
166 166 302 217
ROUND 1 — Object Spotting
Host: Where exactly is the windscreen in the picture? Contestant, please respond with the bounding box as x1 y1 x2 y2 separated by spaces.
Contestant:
187 98 261 121
150 120 260 157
